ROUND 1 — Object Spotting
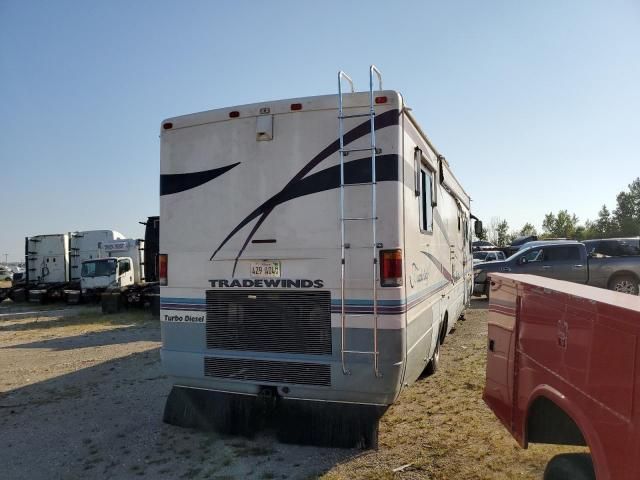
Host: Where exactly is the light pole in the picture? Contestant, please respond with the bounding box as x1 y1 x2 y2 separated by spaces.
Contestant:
3 253 7 265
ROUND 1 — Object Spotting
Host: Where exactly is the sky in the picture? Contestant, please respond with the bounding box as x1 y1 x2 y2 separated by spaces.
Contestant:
1 0 639 261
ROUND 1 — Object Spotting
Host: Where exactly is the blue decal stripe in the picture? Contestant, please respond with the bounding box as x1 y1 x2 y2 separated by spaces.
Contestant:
161 281 451 316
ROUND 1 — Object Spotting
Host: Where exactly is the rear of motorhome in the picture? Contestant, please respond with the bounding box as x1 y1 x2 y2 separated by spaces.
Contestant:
160 67 476 446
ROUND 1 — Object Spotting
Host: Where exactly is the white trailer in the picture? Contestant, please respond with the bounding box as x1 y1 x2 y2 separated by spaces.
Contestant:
159 66 481 447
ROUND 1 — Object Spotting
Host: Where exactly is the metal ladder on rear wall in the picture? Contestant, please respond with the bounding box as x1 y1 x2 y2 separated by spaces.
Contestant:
338 65 383 378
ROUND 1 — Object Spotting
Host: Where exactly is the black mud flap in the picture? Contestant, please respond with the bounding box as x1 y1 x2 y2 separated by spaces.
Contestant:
148 287 160 319
102 291 123 314
162 386 386 449
276 399 386 449
163 387 259 437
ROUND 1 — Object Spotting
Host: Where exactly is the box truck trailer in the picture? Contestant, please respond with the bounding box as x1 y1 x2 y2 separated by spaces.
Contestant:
159 66 481 447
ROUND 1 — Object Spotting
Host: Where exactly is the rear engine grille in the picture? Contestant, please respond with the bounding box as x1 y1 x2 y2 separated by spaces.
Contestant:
204 356 330 386
206 290 331 355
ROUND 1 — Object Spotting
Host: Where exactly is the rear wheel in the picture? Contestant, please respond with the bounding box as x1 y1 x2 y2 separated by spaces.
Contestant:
543 453 595 480
609 274 639 295
424 339 440 376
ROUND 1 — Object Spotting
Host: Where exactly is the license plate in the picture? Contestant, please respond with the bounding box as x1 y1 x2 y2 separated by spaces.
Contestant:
250 261 281 278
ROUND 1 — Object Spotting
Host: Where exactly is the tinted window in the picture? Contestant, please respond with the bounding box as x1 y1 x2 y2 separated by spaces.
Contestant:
598 240 640 257
544 246 581 261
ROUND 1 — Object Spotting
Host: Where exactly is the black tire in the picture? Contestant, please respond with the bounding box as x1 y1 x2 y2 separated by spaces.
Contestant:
609 274 639 295
543 453 595 480
424 339 440 376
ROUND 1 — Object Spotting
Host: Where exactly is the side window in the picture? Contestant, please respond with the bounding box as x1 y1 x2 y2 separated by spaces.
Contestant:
522 248 543 263
119 259 131 274
420 168 433 232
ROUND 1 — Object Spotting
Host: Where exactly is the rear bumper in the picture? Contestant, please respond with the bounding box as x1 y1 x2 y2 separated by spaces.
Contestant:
161 347 401 406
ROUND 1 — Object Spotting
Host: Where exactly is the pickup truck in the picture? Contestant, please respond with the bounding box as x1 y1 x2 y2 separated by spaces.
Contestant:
484 273 640 479
473 241 640 296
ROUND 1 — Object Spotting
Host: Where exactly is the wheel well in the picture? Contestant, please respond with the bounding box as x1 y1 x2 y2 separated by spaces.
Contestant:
526 396 587 447
607 270 639 287
439 312 448 344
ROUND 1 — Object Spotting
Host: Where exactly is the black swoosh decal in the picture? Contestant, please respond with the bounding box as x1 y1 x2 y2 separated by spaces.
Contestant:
210 108 400 274
160 162 240 196
211 154 399 273
421 250 453 283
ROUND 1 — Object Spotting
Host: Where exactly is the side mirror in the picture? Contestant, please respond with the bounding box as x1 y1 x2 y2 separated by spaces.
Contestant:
520 257 528 265
474 220 483 236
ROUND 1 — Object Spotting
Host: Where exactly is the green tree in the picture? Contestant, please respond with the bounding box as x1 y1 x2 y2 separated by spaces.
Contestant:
542 210 579 239
592 204 616 238
613 177 640 236
519 222 537 237
496 220 511 247
475 226 488 241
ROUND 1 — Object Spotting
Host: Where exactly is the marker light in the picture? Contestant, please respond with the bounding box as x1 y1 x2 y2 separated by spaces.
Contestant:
290 103 302 111
159 254 168 286
380 249 403 287
229 111 240 118
375 96 388 104
163 122 173 130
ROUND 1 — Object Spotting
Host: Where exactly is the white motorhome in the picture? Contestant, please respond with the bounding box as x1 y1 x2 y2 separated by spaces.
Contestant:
160 67 479 447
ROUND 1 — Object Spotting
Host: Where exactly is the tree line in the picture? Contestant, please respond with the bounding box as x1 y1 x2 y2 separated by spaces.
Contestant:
478 177 640 247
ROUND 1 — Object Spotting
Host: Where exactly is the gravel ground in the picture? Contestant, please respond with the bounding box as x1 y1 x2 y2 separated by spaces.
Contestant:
0 301 582 479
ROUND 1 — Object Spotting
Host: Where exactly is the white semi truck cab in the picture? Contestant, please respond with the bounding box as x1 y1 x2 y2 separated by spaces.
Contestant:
77 238 144 299
80 256 136 294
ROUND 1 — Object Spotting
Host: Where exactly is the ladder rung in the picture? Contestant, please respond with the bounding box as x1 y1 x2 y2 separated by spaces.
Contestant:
341 182 376 187
343 350 378 355
339 113 371 119
341 147 375 154
343 244 382 249
342 216 377 221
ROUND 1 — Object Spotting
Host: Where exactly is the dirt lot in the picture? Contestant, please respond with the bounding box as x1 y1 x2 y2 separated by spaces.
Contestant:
0 301 581 479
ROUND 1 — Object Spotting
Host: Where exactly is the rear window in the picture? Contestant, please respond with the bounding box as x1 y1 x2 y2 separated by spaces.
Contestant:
544 246 581 261
596 240 640 257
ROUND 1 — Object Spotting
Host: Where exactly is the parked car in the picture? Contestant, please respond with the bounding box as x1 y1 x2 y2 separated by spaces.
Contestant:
0 266 13 282
472 240 497 252
473 250 506 264
484 273 640 480
583 237 640 257
473 241 640 296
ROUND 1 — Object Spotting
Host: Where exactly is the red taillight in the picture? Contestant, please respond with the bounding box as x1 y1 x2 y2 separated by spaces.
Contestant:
162 122 173 130
380 249 402 287
375 96 388 104
229 111 240 118
290 103 302 111
159 254 168 286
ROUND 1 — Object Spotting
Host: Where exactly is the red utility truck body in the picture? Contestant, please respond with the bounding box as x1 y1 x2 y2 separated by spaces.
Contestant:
484 273 640 480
